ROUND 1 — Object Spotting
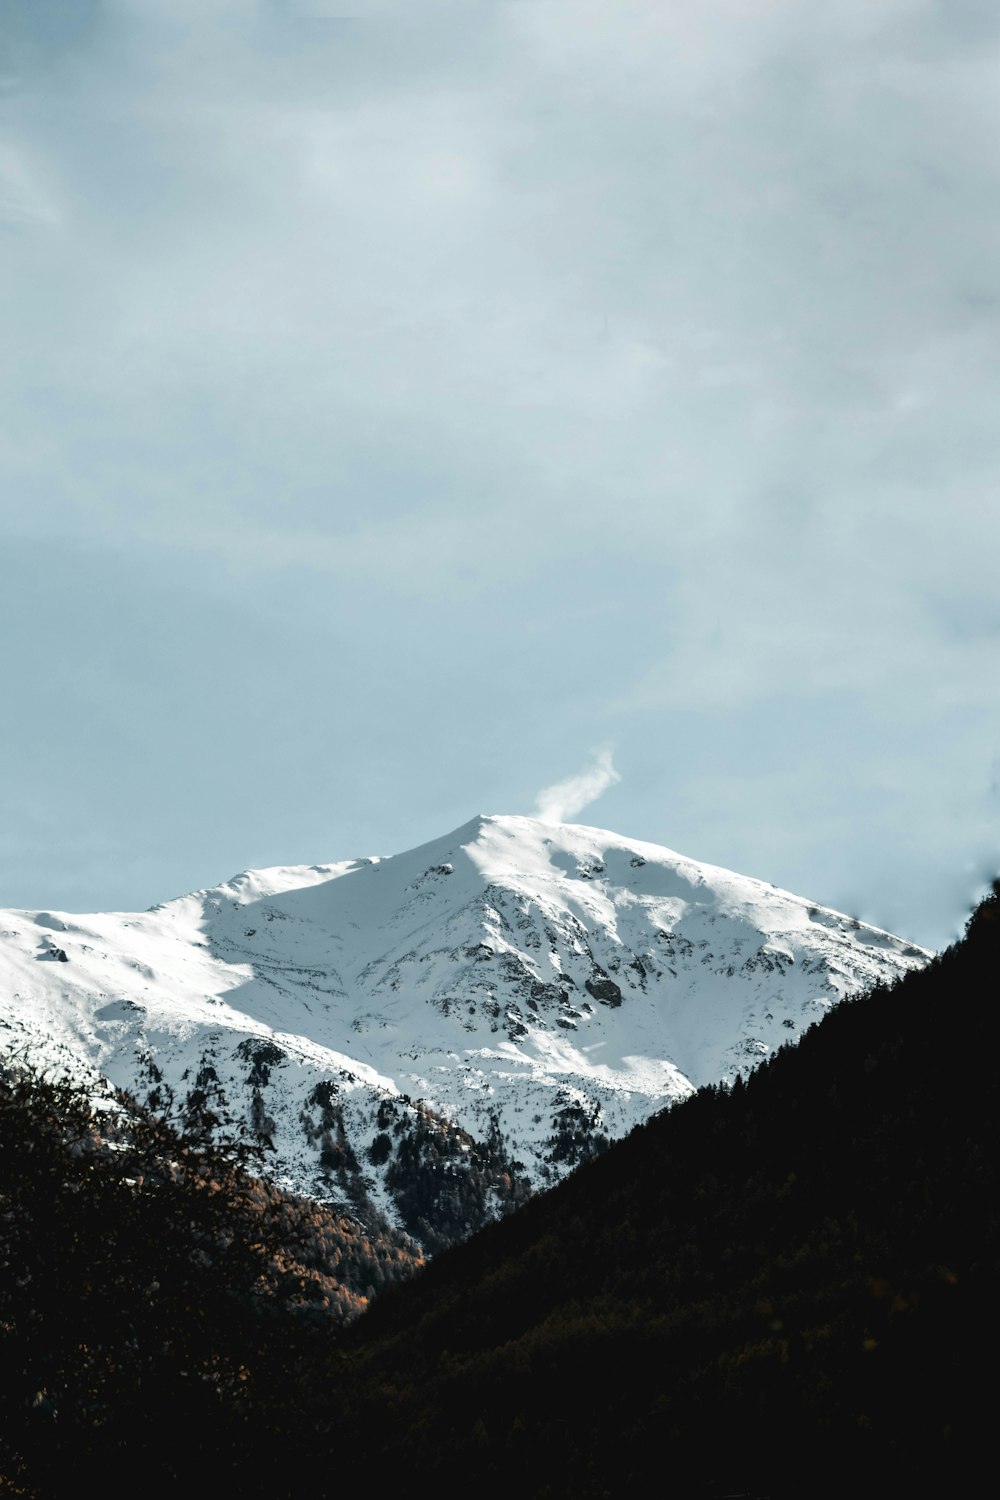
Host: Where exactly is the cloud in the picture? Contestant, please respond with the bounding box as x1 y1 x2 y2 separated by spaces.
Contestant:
2 1 1000 944
534 747 622 825
0 145 60 229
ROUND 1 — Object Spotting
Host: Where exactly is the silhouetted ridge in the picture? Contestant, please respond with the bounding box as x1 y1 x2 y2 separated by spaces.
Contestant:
301 879 1000 1498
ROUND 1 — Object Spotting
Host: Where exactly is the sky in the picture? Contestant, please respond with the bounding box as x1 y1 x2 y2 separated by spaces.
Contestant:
1 0 999 949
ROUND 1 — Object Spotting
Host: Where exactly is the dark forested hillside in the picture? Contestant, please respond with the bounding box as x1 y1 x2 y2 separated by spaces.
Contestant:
0 1071 421 1492
2 884 998 1497
302 881 1000 1498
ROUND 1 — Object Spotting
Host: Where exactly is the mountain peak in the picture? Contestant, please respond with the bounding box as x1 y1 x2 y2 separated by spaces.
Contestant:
0 815 930 1249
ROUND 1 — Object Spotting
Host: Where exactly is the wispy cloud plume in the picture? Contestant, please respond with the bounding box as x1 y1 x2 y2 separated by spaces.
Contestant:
534 746 621 824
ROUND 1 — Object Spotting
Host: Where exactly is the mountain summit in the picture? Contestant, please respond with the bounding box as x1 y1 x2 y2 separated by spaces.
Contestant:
0 815 928 1247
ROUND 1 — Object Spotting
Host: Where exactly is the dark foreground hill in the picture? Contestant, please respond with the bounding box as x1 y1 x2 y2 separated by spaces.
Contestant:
308 881 1000 1499
0 1072 422 1493
2 883 998 1496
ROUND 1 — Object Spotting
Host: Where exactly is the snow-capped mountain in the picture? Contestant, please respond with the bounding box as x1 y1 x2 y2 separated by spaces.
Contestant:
0 815 929 1247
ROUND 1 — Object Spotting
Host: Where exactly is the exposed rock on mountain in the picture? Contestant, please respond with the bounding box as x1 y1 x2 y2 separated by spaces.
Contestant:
0 815 928 1248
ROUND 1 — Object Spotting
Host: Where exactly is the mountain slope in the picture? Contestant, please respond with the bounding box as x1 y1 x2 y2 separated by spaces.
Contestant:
0 1063 423 1496
0 815 928 1247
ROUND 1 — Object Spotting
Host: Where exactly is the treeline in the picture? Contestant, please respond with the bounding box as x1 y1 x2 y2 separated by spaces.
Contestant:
383 1098 532 1251
0 1068 421 1492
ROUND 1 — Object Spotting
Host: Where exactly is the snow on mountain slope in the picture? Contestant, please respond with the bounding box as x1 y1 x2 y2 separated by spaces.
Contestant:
0 815 930 1247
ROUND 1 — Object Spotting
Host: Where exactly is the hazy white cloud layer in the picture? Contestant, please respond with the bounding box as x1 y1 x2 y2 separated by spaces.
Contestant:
2 0 1000 945
534 747 621 825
